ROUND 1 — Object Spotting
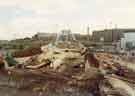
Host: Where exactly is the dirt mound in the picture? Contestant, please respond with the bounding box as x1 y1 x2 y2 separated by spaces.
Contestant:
12 47 42 58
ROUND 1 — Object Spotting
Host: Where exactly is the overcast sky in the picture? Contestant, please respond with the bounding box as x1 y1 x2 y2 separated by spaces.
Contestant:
0 0 135 40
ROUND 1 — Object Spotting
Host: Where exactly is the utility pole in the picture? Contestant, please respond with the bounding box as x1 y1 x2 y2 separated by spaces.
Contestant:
87 25 90 41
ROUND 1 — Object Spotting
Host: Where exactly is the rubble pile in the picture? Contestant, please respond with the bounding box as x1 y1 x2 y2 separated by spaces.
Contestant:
1 41 135 96
95 53 135 96
12 46 42 58
95 53 135 80
25 41 85 73
100 75 135 96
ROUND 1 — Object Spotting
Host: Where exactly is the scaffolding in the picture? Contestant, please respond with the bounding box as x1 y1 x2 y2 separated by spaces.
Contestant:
55 29 76 43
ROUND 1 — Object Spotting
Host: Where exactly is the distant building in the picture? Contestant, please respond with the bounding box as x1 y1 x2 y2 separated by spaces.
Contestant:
92 28 135 53
33 31 91 46
92 29 135 43
33 32 56 39
120 32 135 50
32 32 57 42
0 40 9 44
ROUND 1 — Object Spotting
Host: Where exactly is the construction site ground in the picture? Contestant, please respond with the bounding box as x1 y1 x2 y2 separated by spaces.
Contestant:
0 68 100 96
0 44 135 96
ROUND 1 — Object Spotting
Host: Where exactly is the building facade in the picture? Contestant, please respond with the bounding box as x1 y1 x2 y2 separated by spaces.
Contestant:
121 32 135 50
92 29 135 43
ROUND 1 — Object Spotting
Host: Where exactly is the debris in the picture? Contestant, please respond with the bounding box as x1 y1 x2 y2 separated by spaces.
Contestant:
0 40 135 96
25 41 85 72
12 46 42 58
100 75 135 96
5 52 18 67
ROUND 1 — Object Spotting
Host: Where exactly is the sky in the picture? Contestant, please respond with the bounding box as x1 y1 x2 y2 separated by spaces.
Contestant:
0 0 135 40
